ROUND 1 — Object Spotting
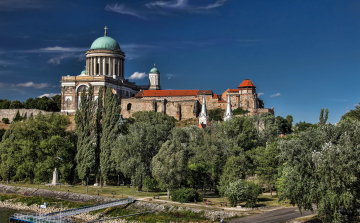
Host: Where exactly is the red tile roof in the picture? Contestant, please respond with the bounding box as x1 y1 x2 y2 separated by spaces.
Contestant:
142 90 199 97
134 91 144 98
198 90 213 95
213 94 218 99
238 79 256 88
218 100 226 103
228 89 238 92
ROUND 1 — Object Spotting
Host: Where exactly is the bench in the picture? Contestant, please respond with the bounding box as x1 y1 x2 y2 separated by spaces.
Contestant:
111 191 116 195
153 195 160 199
220 202 227 206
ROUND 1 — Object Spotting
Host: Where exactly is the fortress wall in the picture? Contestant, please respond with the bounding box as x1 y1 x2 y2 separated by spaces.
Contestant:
121 99 155 119
0 109 67 121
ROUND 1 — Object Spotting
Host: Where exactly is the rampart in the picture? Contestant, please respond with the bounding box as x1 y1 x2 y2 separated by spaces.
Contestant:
0 109 67 121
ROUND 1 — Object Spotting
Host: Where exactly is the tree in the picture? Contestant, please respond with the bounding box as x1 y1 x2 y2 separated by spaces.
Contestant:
218 155 247 196
286 115 293 127
0 128 5 142
257 98 264 108
152 128 190 199
75 84 97 183
0 99 11 109
100 86 120 186
278 122 360 222
208 108 224 121
249 141 281 197
9 100 23 109
13 110 23 122
0 113 76 183
341 103 360 123
2 118 9 124
224 180 262 207
115 112 174 191
318 108 329 125
293 121 317 133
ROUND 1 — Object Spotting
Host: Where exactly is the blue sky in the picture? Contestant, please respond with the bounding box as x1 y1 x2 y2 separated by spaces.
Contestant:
0 0 359 124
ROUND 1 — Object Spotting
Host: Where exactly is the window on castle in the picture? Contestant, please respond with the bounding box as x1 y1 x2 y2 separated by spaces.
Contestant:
115 65 118 75
66 99 71 108
96 64 99 75
105 64 109 75
127 103 132 111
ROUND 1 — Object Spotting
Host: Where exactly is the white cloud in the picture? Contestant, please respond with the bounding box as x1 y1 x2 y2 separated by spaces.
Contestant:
106 0 227 19
270 93 281 98
128 72 147 80
166 74 176 79
11 82 50 89
47 53 83 65
23 46 87 53
258 92 264 96
105 4 147 19
145 0 227 12
38 93 60 98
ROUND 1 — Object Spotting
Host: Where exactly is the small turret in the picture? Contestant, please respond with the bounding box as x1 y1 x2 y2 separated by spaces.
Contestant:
149 64 161 90
223 94 234 121
199 95 209 126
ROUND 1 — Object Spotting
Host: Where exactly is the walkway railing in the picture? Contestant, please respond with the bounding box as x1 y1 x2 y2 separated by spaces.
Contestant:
10 198 134 222
46 198 133 219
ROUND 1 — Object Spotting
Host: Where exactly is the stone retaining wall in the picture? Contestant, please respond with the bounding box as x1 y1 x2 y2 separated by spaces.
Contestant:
0 109 68 121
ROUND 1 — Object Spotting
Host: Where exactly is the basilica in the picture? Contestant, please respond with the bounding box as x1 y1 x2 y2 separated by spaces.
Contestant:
60 28 274 124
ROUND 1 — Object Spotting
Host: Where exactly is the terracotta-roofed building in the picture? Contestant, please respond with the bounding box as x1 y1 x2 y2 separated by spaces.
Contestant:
121 71 273 120
143 90 199 97
238 79 256 88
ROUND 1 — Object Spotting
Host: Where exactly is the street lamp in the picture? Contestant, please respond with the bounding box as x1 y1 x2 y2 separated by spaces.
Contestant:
59 175 61 189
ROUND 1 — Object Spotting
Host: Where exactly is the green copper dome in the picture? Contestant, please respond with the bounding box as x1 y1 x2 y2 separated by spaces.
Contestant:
81 69 86 74
150 65 160 74
90 35 121 51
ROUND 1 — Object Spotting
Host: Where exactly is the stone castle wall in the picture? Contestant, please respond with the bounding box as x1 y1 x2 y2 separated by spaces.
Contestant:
121 98 198 121
0 109 66 121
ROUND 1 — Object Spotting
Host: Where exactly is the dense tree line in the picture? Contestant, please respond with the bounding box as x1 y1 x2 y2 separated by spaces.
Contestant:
1 85 358 221
0 95 61 112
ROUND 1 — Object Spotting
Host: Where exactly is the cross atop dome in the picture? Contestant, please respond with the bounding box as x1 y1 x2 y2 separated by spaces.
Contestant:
104 26 108 36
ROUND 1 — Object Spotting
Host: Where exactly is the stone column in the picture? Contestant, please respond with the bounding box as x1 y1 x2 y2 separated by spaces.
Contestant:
108 57 111 75
119 59 122 77
113 58 116 75
93 57 96 75
117 59 120 76
122 60 124 78
103 57 106 75
85 58 88 75
99 57 102 75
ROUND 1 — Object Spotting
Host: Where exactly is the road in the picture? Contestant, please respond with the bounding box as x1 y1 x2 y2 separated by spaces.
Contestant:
228 207 314 223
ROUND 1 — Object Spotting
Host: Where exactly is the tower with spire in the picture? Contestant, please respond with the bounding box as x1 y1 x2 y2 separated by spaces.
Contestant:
199 95 209 127
149 64 161 90
223 94 234 121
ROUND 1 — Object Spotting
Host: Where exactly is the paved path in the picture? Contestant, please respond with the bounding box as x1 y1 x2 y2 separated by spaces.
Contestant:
228 207 314 223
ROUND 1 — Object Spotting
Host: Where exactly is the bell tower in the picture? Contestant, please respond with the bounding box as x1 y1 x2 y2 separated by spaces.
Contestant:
149 64 161 90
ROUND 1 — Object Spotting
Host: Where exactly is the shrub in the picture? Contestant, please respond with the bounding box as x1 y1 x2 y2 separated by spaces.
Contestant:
225 180 262 207
232 107 249 115
171 188 203 203
2 118 9 124
13 110 23 122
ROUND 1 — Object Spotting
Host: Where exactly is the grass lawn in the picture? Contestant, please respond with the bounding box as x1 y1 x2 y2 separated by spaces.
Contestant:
154 191 293 209
4 182 167 199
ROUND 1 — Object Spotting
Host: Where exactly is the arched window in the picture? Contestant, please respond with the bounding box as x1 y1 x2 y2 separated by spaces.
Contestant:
127 103 132 111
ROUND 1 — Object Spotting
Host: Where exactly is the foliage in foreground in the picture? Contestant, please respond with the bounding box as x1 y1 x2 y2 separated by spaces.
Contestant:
0 113 76 183
224 180 262 207
278 121 360 223
171 188 203 203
